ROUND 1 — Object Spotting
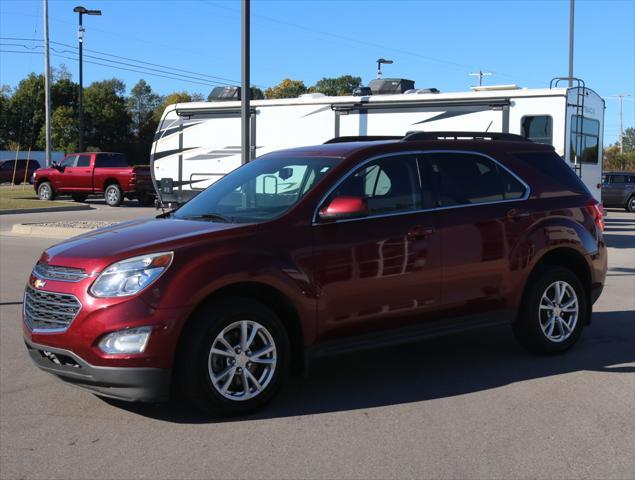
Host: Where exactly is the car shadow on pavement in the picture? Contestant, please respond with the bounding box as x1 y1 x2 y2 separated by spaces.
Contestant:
103 309 635 424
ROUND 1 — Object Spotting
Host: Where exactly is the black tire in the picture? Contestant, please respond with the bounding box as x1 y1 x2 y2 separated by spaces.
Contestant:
626 195 635 213
138 194 155 207
177 298 290 417
71 194 87 203
104 183 123 207
37 181 56 201
513 266 587 354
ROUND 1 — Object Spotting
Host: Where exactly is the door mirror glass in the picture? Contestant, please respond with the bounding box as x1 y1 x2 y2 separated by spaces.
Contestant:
318 196 369 221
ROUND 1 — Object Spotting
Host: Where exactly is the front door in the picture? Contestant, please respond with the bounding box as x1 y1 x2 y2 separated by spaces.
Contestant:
312 153 441 341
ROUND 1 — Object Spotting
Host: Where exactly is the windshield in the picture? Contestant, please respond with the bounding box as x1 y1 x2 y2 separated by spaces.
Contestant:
173 155 340 223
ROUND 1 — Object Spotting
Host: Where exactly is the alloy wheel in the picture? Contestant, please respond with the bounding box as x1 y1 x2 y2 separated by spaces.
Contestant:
538 280 579 343
207 320 277 401
39 184 51 200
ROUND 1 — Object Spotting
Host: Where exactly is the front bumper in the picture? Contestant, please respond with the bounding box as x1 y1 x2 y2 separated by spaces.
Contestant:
24 338 170 402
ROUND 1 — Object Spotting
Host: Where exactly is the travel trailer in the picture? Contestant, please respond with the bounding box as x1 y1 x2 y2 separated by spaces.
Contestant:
151 77 604 205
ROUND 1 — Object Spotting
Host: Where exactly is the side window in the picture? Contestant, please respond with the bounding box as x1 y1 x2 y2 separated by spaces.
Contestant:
76 155 91 167
570 116 600 164
1 161 14 170
60 155 78 167
612 175 626 184
428 152 526 207
327 155 423 217
95 153 129 167
521 116 553 145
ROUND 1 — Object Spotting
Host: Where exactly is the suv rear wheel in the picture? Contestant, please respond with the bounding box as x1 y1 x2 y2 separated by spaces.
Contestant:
513 266 587 354
627 195 635 213
178 298 290 416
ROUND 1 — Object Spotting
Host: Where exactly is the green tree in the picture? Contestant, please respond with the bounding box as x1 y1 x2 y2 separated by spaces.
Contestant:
622 127 635 153
604 142 635 171
0 85 11 150
264 79 307 99
153 91 204 123
127 79 162 162
83 78 132 153
309 75 362 96
4 73 45 150
37 105 78 153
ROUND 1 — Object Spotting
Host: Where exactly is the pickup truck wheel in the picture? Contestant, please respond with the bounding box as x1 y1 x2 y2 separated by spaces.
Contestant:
626 195 635 213
37 182 55 201
71 194 87 203
104 184 123 207
178 299 290 417
513 266 586 355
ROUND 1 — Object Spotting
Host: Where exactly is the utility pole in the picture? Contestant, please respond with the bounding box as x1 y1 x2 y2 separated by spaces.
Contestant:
568 0 574 86
616 93 631 153
241 0 250 164
43 0 52 167
469 69 492 87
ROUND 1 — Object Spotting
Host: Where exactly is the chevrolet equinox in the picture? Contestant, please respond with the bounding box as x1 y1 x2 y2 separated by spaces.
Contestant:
23 132 607 416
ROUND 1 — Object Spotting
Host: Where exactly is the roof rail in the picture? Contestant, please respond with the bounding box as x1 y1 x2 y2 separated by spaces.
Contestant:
324 135 402 144
403 131 532 142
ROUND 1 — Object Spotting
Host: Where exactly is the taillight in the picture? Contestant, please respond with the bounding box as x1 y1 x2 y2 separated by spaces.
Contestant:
586 200 604 232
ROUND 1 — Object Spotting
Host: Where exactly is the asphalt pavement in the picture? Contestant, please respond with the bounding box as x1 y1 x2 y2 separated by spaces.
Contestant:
0 207 633 480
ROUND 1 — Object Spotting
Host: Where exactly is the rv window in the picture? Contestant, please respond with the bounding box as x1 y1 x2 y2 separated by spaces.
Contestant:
569 116 600 164
521 116 553 145
428 152 526 207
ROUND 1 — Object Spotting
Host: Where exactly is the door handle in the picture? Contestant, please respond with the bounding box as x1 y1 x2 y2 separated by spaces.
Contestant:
407 226 435 240
507 208 530 219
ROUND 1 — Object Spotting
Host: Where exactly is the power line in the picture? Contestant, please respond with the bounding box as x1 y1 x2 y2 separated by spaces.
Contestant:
0 49 226 88
1 37 240 85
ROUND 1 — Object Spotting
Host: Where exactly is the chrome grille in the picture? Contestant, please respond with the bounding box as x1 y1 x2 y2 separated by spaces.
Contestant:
23 287 81 332
33 263 88 282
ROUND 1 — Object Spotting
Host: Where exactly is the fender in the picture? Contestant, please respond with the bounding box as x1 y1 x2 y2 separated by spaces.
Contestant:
508 214 597 308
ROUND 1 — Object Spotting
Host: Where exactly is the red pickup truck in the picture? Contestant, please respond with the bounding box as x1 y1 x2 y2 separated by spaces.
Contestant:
33 152 155 207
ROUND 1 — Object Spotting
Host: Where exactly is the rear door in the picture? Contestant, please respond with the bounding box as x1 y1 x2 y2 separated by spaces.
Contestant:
313 153 442 341
425 150 530 321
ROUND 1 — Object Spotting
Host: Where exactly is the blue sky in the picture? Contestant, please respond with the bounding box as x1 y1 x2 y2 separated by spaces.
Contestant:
1 0 633 145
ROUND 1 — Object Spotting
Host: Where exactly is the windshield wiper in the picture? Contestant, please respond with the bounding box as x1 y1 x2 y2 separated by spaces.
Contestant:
181 213 234 223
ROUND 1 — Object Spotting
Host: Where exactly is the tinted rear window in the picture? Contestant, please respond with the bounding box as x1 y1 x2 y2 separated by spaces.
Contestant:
95 153 129 167
513 151 587 194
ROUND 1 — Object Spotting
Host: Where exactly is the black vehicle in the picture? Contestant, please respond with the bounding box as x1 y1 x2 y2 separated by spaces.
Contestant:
0 159 42 185
602 171 635 212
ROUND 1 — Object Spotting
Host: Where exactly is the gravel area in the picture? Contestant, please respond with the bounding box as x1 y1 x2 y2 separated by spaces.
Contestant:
23 221 117 229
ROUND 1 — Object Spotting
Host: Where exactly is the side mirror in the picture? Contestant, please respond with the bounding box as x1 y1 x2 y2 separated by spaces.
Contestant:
318 196 368 222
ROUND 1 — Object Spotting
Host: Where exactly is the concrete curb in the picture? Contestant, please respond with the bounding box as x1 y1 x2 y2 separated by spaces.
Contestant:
9 223 96 239
0 203 93 215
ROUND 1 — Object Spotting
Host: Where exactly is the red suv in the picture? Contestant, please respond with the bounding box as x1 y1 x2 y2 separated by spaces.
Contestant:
23 132 607 416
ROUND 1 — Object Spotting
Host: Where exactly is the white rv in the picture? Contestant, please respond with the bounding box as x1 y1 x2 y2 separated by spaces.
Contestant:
151 78 604 205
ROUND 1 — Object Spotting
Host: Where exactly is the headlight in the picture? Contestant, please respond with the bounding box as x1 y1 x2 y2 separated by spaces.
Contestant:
98 326 152 354
90 252 173 298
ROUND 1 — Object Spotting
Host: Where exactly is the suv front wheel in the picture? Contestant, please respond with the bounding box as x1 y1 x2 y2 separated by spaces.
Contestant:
178 298 290 416
513 266 587 354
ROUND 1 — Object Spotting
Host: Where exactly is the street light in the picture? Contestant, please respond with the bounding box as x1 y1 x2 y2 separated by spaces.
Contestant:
73 5 101 152
376 58 393 79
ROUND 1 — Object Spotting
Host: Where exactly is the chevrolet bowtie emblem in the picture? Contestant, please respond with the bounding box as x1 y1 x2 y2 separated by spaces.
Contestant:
34 279 46 289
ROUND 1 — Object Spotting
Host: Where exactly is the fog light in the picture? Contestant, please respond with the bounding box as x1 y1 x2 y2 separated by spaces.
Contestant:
98 326 152 354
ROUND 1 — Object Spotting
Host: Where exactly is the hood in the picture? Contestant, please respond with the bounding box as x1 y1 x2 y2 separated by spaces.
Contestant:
41 217 249 274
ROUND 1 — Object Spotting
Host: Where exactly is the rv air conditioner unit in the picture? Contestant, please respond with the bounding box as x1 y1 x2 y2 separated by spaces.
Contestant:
368 78 415 95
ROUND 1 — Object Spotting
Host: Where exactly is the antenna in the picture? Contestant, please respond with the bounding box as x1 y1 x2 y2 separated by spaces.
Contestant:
469 69 493 87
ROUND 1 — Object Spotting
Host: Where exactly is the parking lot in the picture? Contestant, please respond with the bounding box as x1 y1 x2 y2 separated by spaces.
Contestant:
0 206 633 480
